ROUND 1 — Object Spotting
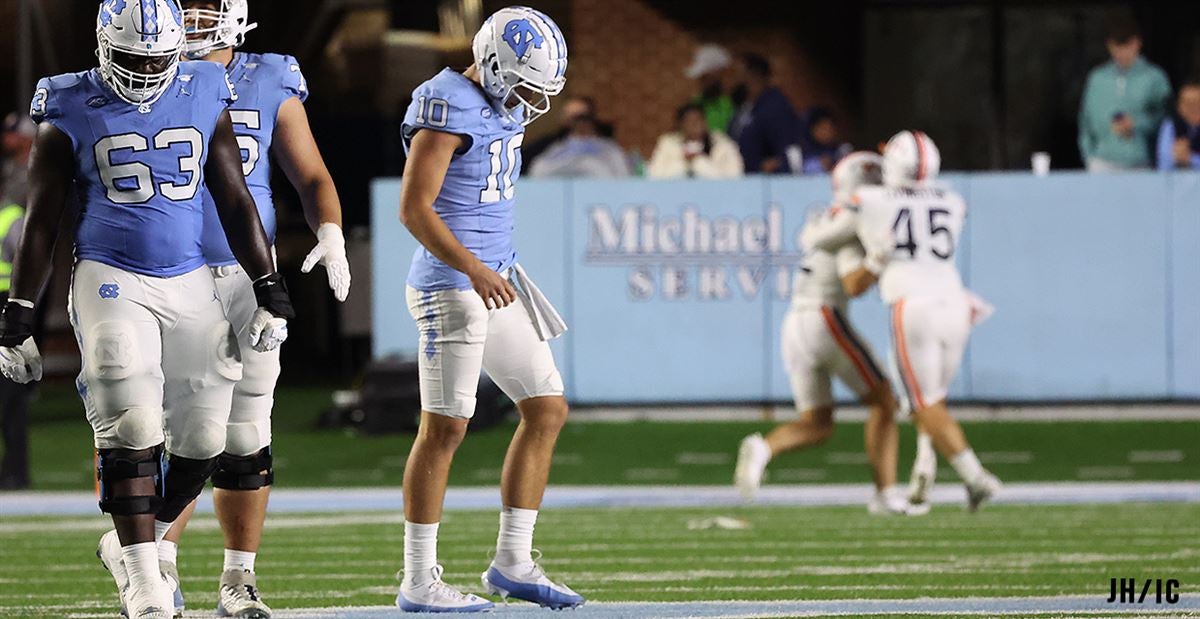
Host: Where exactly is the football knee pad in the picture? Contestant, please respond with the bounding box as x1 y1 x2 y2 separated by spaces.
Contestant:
96 445 165 516
157 454 219 522
212 446 274 491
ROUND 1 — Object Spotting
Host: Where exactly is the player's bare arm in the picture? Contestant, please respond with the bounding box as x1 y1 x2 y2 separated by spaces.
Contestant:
274 97 341 232
841 268 878 298
6 124 74 302
206 109 276 281
400 128 516 309
274 95 352 301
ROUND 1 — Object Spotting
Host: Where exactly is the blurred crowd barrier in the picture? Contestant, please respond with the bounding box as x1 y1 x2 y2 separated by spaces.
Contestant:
371 172 1200 404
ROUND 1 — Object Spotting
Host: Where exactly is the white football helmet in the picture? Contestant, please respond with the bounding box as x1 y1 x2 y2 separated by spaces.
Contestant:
831 151 883 203
882 130 941 187
96 0 186 108
472 6 568 126
182 0 257 60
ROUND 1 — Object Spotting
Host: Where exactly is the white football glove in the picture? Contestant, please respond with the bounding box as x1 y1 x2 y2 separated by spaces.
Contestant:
301 223 351 302
247 308 288 353
0 337 43 384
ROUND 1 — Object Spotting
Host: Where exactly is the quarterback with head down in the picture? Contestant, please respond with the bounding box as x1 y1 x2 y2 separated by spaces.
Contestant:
392 6 583 613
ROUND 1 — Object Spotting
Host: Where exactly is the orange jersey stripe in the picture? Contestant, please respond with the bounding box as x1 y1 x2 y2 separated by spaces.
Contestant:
892 300 927 409
821 306 878 390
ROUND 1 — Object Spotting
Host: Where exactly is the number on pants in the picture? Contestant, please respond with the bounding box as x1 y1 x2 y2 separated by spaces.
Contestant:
480 134 523 203
229 110 261 176
94 128 204 204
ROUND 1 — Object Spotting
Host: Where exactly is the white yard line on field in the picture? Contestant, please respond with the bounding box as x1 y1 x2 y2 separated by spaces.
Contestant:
2 481 1197 518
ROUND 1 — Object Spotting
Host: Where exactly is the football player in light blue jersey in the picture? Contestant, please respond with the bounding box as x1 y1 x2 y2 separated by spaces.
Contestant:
115 3 348 616
0 1 294 618
393 6 583 613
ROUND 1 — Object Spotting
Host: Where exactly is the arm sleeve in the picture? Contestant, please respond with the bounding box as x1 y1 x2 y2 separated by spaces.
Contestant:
1078 73 1096 162
801 204 860 252
646 135 685 179
691 136 744 178
1135 71 1172 139
281 55 310 103
1156 121 1176 171
29 78 58 125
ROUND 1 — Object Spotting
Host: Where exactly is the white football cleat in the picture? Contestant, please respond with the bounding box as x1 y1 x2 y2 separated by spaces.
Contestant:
124 569 174 619
907 451 937 515
96 530 131 616
966 471 1002 513
159 560 185 617
868 485 911 516
482 557 584 610
734 433 771 502
396 565 494 613
217 569 271 619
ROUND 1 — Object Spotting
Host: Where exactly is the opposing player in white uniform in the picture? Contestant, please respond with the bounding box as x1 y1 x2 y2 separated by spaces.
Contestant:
88 2 348 617
734 152 908 515
0 2 292 618
853 130 1001 513
393 6 582 613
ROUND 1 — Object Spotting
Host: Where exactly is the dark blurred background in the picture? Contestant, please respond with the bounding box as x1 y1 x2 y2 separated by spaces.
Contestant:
2 0 1198 383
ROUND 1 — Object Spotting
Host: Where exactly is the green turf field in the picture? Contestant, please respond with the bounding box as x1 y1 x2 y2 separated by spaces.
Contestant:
22 385 1200 489
2 503 1198 618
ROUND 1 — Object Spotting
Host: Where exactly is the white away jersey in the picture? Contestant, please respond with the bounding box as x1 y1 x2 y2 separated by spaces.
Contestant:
792 203 864 310
854 184 966 303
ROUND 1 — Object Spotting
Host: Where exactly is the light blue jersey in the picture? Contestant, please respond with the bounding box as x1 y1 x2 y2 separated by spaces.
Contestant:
30 62 235 277
402 68 525 291
200 52 309 266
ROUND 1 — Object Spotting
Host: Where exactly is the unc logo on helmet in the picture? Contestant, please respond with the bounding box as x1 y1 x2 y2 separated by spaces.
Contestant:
98 283 121 299
99 0 127 27
502 19 545 59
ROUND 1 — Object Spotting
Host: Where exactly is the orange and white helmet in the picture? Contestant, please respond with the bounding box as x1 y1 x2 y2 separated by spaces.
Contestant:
882 130 940 187
831 151 883 203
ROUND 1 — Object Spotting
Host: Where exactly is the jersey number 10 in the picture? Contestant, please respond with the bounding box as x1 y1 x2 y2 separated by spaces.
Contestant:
480 134 523 203
892 206 954 260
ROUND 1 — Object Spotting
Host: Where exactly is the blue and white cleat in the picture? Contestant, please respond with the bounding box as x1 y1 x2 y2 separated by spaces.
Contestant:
96 529 131 617
482 558 584 610
397 565 495 613
159 561 185 617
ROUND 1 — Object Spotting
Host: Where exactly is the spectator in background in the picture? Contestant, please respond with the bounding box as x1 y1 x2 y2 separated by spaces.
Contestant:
800 106 852 174
0 113 34 207
1157 79 1200 170
728 53 803 174
1078 17 1172 172
528 113 630 178
647 103 743 179
685 44 735 133
522 95 614 163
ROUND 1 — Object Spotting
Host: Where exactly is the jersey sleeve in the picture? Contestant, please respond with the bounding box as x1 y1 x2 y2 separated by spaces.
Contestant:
800 203 859 253
29 77 61 124
402 81 484 144
279 55 309 103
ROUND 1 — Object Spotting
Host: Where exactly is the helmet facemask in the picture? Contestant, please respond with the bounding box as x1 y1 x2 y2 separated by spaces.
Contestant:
181 0 256 60
97 35 182 108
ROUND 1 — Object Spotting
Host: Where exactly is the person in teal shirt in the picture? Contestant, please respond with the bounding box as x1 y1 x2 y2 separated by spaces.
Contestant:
1078 18 1172 172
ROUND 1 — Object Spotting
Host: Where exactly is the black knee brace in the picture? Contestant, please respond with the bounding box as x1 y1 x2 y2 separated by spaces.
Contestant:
96 446 165 516
212 446 274 491
156 454 219 522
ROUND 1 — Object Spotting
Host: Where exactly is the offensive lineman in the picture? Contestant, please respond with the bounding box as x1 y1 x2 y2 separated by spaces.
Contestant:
96 2 350 616
394 7 583 612
0 1 293 618
853 130 1002 513
734 152 909 515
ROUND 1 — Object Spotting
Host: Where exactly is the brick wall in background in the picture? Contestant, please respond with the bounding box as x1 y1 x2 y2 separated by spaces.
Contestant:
567 0 847 158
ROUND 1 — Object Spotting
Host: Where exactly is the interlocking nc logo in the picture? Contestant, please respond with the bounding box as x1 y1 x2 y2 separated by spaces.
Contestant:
502 19 544 58
98 283 120 299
